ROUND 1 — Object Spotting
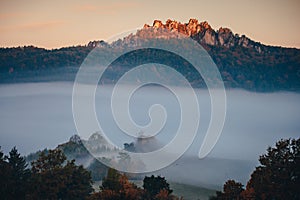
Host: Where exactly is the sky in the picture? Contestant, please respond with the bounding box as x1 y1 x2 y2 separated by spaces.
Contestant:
0 0 299 49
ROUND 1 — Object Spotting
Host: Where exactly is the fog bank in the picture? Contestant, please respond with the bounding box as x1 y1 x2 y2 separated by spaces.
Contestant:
0 82 299 187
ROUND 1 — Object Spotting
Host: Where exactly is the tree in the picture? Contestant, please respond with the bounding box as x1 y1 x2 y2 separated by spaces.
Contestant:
118 174 144 200
155 189 177 200
0 147 12 200
210 138 300 200
90 168 144 200
61 160 94 199
246 138 300 200
101 167 122 192
223 180 244 199
7 147 31 199
29 149 93 199
31 148 66 173
89 168 181 200
143 175 173 198
209 180 244 200
0 147 31 200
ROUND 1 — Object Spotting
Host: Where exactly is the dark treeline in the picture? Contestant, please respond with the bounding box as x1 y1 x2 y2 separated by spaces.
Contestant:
1 137 299 199
0 147 181 200
0 148 93 200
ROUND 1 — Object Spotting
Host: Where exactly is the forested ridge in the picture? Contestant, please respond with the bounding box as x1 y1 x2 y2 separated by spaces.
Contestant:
1 19 300 92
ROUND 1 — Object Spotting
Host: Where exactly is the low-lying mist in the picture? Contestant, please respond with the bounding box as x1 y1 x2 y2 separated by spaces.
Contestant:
0 82 299 188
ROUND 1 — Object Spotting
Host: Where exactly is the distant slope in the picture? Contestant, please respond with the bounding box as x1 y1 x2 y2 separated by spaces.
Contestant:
1 18 299 91
26 134 109 181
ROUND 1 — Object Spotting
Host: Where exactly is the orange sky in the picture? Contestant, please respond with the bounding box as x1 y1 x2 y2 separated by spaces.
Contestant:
0 0 299 49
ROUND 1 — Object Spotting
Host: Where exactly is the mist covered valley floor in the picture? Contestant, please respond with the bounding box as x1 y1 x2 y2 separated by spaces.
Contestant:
0 82 299 191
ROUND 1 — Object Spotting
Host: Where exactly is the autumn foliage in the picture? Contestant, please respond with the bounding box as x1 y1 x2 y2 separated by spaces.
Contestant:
89 168 181 200
210 138 300 200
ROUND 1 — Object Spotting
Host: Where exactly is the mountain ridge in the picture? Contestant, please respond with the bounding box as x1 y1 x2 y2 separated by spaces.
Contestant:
0 18 299 91
143 19 264 51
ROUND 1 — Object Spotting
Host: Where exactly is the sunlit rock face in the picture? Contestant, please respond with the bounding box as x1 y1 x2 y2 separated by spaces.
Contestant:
143 18 263 51
153 20 163 28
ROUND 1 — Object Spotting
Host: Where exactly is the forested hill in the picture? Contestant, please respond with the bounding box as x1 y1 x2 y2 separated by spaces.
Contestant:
26 134 109 181
1 19 300 92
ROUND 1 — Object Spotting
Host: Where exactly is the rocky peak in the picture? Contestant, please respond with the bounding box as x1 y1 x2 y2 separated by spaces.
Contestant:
88 19 263 52
69 134 82 144
188 18 199 25
87 40 108 48
145 19 214 37
218 27 232 34
88 132 104 142
165 19 179 30
142 19 263 51
186 18 199 35
153 20 163 28
199 21 211 30
143 24 150 29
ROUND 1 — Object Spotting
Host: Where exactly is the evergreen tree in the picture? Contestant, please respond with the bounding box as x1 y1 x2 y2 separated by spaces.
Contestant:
143 175 173 198
29 149 93 199
0 147 12 200
0 147 30 200
246 138 300 200
209 180 244 200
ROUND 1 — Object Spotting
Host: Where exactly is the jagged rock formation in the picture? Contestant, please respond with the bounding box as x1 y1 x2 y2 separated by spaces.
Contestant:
69 134 82 144
85 132 116 153
87 40 109 48
142 19 262 52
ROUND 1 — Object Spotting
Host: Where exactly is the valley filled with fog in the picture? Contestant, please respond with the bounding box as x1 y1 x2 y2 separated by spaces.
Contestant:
0 82 299 188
